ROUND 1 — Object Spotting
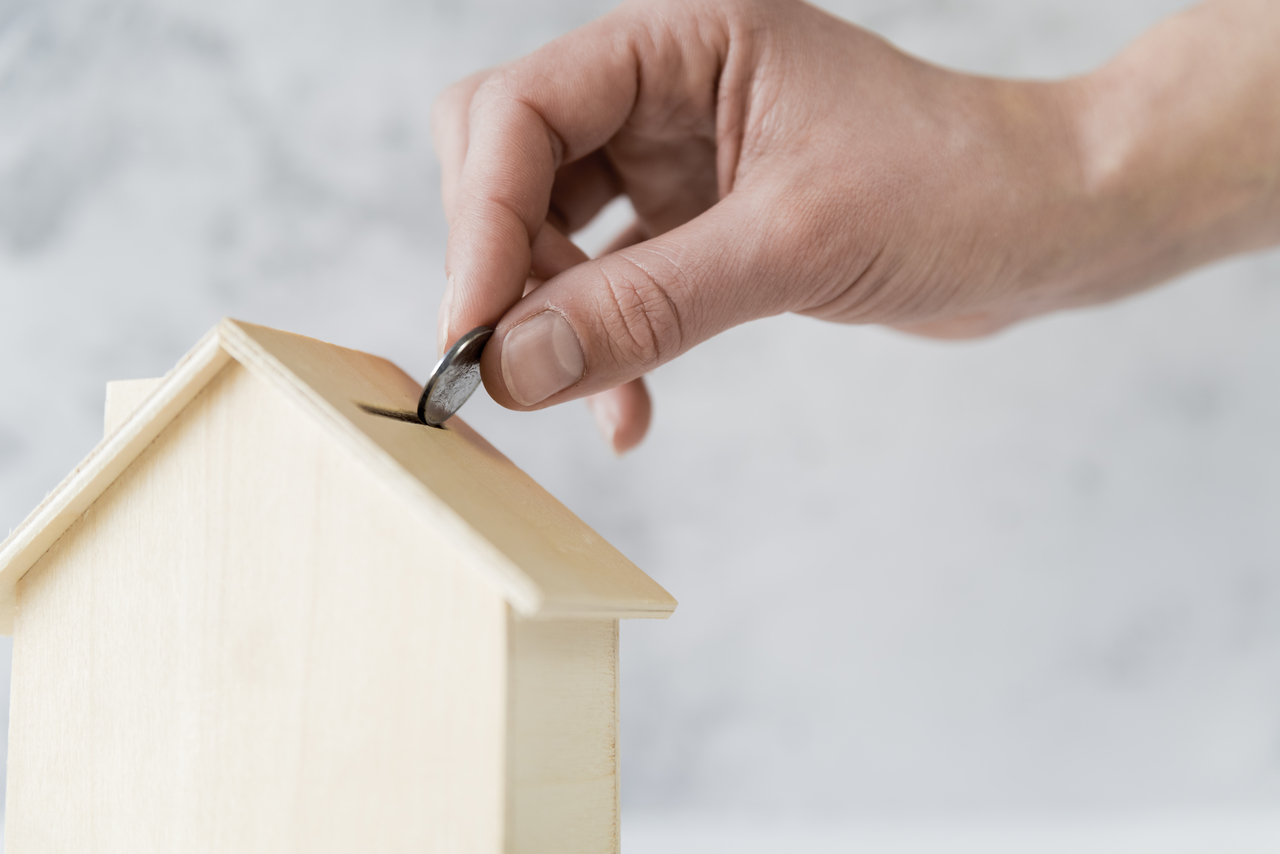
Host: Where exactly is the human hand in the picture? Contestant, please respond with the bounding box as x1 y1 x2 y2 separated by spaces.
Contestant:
433 0 1280 452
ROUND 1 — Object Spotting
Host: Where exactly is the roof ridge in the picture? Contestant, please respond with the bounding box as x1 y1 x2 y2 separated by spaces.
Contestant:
218 321 544 614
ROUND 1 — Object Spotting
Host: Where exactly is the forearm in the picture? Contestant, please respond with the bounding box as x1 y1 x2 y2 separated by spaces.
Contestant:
1077 0 1280 290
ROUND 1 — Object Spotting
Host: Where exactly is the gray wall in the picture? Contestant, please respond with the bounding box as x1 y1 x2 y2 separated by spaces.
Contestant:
4 0 1279 820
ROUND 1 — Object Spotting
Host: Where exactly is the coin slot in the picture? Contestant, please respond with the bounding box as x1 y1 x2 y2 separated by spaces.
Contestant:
356 403 446 429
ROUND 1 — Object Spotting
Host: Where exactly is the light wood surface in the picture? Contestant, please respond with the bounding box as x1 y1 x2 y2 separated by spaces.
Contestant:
223 320 675 620
104 378 164 434
8 362 510 853
508 618 620 853
3 321 665 851
0 319 676 625
0 329 230 633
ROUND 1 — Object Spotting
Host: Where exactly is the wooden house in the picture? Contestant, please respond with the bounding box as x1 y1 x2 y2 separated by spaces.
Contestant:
0 320 676 853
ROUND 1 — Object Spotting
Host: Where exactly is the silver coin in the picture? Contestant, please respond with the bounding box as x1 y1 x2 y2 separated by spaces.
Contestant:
417 326 494 426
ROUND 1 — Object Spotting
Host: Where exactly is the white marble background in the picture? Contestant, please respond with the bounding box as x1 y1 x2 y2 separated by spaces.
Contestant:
3 0 1280 837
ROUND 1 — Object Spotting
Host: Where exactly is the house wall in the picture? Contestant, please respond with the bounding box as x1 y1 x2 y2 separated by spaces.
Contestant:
7 362 510 853
507 617 620 854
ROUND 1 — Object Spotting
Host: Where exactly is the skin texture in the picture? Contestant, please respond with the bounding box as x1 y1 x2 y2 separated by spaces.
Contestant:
433 0 1280 453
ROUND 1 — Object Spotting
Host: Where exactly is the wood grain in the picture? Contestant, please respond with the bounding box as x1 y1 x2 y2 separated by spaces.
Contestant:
104 379 163 435
0 329 230 633
7 363 510 853
225 320 676 620
508 618 620 853
0 319 676 624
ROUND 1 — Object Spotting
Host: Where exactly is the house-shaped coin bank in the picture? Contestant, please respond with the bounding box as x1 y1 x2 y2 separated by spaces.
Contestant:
0 320 675 853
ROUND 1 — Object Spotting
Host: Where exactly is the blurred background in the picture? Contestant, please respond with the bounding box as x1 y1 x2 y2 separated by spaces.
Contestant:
3 0 1280 849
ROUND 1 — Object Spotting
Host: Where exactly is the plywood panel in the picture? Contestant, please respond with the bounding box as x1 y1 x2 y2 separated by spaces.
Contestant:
0 328 231 632
224 320 676 619
507 618 620 854
1 320 676 624
7 362 508 853
104 379 163 435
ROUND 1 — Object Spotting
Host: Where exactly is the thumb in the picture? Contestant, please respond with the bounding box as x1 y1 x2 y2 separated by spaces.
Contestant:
480 194 802 409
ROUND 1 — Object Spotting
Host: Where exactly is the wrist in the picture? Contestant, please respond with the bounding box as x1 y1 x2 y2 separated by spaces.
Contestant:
1066 3 1280 301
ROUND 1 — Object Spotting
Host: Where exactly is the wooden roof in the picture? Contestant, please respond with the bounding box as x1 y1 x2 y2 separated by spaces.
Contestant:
0 320 676 632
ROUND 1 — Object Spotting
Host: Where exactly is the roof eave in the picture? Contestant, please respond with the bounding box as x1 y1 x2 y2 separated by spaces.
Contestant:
0 327 232 633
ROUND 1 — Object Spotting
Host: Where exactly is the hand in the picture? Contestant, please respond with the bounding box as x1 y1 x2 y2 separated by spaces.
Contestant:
433 0 1280 452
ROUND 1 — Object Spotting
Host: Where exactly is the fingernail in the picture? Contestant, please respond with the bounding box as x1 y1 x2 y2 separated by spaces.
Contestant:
501 311 584 406
437 277 454 357
587 395 621 453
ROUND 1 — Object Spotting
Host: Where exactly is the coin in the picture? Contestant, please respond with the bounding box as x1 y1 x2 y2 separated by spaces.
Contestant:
417 326 494 426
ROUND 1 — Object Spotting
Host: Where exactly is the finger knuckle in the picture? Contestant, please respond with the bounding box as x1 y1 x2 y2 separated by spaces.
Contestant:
472 69 508 104
595 255 687 368
431 82 473 134
472 68 530 120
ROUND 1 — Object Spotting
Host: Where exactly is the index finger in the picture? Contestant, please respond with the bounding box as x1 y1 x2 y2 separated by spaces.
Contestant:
440 13 643 348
